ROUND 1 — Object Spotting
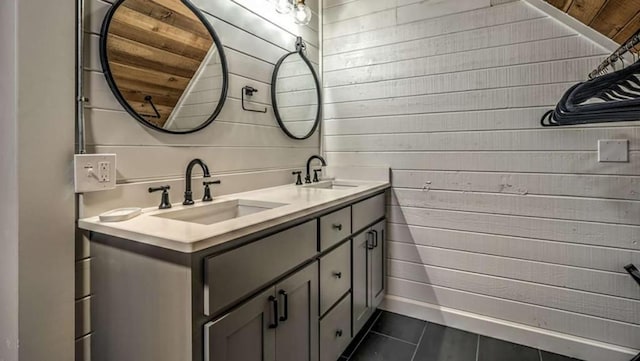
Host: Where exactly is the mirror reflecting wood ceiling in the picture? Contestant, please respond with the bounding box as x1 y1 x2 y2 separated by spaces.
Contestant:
106 0 214 127
545 0 640 44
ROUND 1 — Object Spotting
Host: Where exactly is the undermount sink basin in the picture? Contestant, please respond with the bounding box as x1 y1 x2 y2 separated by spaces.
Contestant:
152 199 287 225
303 180 361 190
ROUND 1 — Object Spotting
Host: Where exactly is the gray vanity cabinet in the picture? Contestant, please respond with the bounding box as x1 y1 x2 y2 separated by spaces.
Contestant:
371 220 386 308
275 263 319 361
352 230 372 335
205 263 318 361
352 219 386 335
204 287 276 361
89 190 388 361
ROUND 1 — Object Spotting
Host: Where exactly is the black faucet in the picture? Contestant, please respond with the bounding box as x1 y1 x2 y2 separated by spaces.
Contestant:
148 185 172 209
305 155 327 183
183 159 211 205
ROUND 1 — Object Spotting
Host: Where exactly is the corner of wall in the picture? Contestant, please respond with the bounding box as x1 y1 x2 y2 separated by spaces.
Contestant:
0 0 19 359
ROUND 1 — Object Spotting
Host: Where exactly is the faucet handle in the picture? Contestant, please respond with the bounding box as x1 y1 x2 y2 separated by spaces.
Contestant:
148 185 172 209
292 171 303 185
202 180 221 202
313 169 322 183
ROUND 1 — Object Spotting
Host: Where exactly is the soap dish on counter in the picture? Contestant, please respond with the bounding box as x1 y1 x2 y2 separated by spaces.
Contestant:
99 208 142 222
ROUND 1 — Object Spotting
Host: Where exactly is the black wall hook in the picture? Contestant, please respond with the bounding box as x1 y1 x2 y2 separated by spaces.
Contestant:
242 86 267 113
141 95 161 119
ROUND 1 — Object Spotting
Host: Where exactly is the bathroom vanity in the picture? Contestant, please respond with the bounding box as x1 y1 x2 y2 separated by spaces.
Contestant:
79 177 389 361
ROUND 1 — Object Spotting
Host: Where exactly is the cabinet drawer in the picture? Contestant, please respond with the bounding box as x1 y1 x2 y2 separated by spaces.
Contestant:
319 207 351 251
319 241 351 316
320 293 352 361
352 193 385 233
204 220 317 316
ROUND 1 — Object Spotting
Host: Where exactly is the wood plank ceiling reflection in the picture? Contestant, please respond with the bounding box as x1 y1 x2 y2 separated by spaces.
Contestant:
106 0 213 127
545 0 640 44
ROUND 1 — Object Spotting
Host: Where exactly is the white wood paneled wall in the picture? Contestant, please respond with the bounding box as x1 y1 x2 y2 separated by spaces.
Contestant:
323 0 640 359
77 1 321 359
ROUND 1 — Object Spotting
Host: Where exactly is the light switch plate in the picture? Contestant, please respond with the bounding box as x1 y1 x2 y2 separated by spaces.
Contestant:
74 154 117 193
598 140 629 162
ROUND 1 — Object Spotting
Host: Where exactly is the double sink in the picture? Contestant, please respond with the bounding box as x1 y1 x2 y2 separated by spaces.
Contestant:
152 180 363 226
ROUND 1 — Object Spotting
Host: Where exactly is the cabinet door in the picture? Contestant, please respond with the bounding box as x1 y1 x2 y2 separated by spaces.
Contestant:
205 288 276 361
275 263 319 361
371 220 385 308
352 230 373 335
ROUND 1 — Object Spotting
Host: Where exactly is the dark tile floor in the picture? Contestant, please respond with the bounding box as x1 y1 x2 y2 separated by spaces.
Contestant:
340 310 582 361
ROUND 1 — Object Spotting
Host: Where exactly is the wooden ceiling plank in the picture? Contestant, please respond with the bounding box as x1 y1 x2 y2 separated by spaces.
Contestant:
567 0 607 25
114 74 186 96
113 74 186 99
116 86 182 107
109 62 191 91
150 0 200 21
590 0 640 38
545 0 571 10
107 34 202 78
111 6 213 59
122 0 211 39
113 84 182 110
613 10 640 44
110 18 210 61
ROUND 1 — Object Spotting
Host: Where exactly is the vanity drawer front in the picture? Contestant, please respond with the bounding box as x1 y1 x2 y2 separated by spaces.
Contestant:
319 241 351 315
204 220 317 316
352 193 385 233
320 293 352 361
319 207 351 251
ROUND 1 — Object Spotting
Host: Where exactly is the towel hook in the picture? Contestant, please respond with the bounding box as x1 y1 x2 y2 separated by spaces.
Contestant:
241 86 267 113
141 95 161 119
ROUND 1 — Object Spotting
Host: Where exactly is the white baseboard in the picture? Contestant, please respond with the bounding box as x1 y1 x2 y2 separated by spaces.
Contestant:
381 295 638 361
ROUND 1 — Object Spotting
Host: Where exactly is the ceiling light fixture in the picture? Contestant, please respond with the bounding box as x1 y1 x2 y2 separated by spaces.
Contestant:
270 0 312 26
293 0 312 25
275 0 293 14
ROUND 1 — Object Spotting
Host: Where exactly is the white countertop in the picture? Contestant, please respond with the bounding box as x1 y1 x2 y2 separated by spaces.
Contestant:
78 179 390 253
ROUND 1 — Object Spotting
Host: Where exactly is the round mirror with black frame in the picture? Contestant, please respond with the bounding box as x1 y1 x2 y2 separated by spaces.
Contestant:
99 0 228 134
271 37 321 140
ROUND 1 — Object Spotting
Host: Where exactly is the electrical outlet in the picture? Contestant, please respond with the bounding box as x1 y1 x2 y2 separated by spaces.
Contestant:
98 161 110 182
74 154 117 193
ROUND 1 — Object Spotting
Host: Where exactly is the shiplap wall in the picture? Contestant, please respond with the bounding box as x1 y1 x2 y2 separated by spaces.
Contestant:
322 0 640 359
77 1 321 359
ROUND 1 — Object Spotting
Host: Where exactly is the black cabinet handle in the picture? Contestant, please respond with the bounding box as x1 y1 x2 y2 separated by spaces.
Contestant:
333 271 342 279
366 231 375 250
371 229 379 248
336 329 343 338
279 290 289 322
332 223 343 231
268 296 279 329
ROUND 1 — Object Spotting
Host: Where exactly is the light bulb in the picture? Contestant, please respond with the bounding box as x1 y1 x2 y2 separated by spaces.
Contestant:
293 2 311 25
275 0 292 14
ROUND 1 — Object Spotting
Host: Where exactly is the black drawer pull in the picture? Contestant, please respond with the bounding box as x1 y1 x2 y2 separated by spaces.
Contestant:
336 329 343 338
333 271 342 279
332 223 343 231
279 290 289 322
371 229 379 248
366 231 375 250
268 296 279 329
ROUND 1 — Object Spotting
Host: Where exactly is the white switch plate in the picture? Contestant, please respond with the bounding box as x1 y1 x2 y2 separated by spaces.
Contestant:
598 140 629 163
74 154 117 193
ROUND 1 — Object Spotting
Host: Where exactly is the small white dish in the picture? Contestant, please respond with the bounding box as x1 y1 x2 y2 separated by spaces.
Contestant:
99 207 142 222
